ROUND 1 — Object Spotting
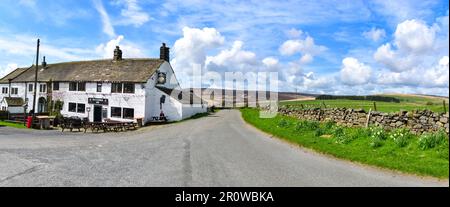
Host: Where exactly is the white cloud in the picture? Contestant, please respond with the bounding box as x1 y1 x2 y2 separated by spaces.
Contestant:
286 28 303 39
374 18 443 72
376 56 449 88
113 0 150 27
0 63 19 79
279 36 326 56
340 57 372 85
206 41 257 71
95 35 145 58
262 57 279 67
172 27 225 72
279 34 327 65
93 0 116 37
0 34 94 61
300 54 313 64
363 27 386 42
394 19 436 53
371 0 439 23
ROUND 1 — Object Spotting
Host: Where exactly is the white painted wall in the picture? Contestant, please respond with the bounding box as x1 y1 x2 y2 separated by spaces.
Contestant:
144 62 183 123
7 106 24 113
182 104 207 119
55 82 146 122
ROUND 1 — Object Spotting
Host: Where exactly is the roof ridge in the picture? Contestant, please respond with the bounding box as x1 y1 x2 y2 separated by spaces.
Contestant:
45 58 163 66
0 66 31 81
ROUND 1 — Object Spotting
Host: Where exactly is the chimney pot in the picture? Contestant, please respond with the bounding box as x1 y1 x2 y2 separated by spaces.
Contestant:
42 56 47 68
113 46 123 61
160 43 170 62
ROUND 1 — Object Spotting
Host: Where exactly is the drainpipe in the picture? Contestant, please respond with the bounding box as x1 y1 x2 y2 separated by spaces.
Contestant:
8 79 11 97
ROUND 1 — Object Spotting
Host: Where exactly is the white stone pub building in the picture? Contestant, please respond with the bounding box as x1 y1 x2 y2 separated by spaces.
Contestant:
0 43 207 124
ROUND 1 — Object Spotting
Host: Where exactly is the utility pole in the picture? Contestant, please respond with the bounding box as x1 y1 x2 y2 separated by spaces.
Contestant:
32 39 40 119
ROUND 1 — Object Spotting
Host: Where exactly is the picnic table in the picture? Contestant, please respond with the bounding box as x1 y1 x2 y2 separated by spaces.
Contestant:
83 120 137 133
36 116 56 130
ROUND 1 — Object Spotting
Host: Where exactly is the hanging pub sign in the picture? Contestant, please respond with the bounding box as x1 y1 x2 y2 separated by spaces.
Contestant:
88 98 109 105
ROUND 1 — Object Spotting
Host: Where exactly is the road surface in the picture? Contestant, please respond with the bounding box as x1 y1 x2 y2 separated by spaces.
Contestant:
0 110 447 186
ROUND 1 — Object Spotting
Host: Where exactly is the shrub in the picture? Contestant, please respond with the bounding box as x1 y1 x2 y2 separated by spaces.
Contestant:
308 121 320 130
418 130 448 150
294 120 307 131
354 127 370 138
277 119 290 128
331 126 345 137
335 134 352 144
314 128 325 137
425 101 434 106
370 136 383 148
389 128 412 148
294 120 319 131
323 121 336 132
369 126 387 140
369 127 386 148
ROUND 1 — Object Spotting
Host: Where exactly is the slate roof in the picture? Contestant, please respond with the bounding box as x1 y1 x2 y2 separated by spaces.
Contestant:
0 67 30 83
2 97 25 106
3 58 165 83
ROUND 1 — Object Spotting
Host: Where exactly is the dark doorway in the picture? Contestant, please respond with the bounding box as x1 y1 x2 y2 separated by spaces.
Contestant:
94 105 102 122
38 97 47 113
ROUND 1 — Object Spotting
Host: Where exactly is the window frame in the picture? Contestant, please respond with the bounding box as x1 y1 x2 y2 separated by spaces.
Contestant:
11 88 18 95
28 84 33 92
68 102 77 112
77 82 86 91
53 82 59 91
97 82 102 92
111 107 122 118
111 83 122 93
39 84 46 93
123 83 135 94
122 108 134 119
1 87 7 94
69 82 77 91
77 103 86 113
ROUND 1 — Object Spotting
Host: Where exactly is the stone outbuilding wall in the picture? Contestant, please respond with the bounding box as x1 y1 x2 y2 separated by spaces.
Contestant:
279 106 449 134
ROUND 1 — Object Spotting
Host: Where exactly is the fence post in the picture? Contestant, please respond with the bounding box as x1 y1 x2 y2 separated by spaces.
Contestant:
365 108 372 128
373 102 377 111
444 100 447 113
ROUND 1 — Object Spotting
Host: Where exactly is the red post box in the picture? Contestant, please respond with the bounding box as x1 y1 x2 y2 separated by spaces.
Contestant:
26 116 33 128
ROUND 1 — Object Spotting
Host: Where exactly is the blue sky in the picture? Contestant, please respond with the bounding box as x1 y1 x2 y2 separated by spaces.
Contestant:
0 0 448 95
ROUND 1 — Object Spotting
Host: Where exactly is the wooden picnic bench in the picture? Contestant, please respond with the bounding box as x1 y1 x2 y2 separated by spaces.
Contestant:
60 117 85 132
83 120 137 133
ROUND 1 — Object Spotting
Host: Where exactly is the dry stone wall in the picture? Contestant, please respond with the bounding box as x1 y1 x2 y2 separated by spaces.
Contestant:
279 106 449 134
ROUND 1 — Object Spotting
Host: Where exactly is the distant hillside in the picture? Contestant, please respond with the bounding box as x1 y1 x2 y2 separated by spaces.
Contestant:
187 88 316 107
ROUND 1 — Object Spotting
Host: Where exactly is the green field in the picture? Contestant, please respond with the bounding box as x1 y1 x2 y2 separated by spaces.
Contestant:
281 95 449 113
241 108 449 178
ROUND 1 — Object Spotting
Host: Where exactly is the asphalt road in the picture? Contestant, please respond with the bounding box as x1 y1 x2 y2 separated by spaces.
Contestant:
0 110 447 186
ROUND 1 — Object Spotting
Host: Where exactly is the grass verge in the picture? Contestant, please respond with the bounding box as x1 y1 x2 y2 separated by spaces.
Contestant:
241 108 449 178
0 120 28 129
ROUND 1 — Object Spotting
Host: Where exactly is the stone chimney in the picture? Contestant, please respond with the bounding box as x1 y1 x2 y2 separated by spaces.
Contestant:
160 43 170 62
113 46 123 61
42 56 47 68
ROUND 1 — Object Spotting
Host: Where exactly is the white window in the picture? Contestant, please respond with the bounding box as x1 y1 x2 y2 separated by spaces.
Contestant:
11 88 18 95
39 84 47 93
1 87 7 94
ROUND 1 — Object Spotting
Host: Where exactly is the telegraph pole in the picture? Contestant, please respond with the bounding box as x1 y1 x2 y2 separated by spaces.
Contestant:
32 39 40 119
